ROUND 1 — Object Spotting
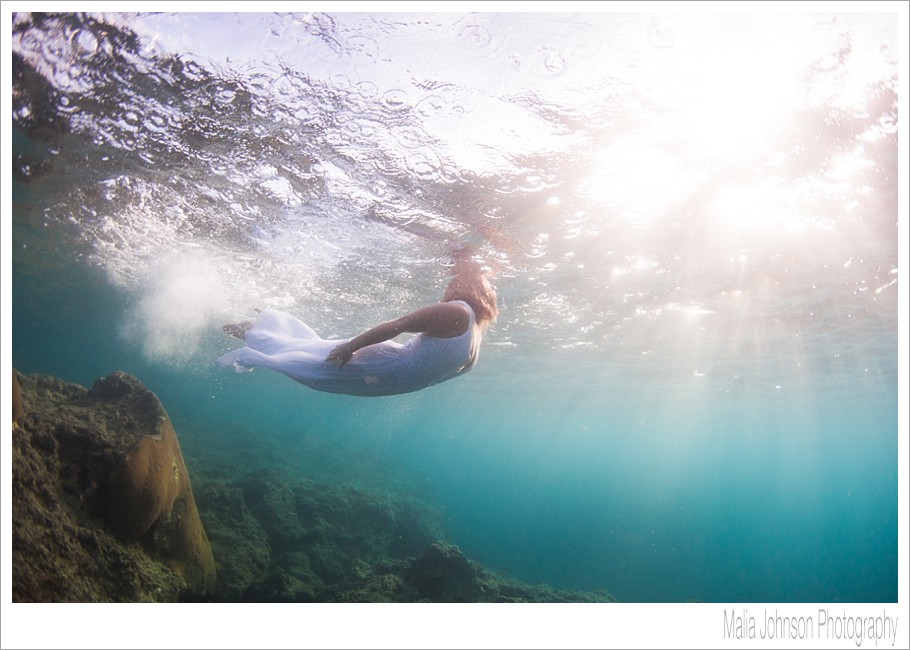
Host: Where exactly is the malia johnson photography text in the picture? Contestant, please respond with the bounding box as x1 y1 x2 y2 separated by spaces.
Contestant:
724 609 899 647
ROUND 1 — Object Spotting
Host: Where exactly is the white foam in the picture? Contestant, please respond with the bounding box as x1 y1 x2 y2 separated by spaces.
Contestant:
120 249 235 365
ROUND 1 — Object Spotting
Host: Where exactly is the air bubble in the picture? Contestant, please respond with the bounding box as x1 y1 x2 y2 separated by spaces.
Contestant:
354 81 378 98
459 24 492 49
440 167 460 183
182 60 205 81
407 151 440 180
144 112 168 133
879 43 898 66
123 110 140 127
381 89 409 112
877 114 896 135
416 95 447 118
215 88 236 105
541 48 565 76
41 38 66 64
648 20 676 48
294 106 318 124
330 74 352 90
57 96 77 114
73 29 98 55
369 181 388 198
395 126 426 149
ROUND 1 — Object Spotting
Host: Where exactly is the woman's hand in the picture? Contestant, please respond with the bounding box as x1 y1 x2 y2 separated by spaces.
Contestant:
326 342 354 366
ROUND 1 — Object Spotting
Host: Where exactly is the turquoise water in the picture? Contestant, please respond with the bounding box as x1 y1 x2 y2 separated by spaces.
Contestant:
9 10 900 604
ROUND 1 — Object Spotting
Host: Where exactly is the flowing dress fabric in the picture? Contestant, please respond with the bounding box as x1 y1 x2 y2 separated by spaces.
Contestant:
216 302 480 396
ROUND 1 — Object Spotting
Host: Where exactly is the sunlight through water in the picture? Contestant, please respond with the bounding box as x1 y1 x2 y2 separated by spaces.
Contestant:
9 8 901 620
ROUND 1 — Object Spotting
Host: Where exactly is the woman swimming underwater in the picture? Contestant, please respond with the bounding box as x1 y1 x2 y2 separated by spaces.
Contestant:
217 253 498 396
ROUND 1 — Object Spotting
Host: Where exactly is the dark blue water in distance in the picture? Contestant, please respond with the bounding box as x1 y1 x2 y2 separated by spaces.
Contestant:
9 10 900 606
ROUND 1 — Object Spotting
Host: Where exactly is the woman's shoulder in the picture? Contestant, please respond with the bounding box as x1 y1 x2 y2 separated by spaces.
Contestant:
398 301 471 338
442 299 476 325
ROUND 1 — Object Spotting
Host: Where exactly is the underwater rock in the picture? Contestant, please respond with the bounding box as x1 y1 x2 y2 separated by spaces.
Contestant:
12 371 215 601
12 369 25 422
321 557 414 603
188 451 615 603
320 540 616 603
192 480 272 601
407 541 483 602
240 551 325 603
238 471 308 550
96 373 216 592
193 464 447 601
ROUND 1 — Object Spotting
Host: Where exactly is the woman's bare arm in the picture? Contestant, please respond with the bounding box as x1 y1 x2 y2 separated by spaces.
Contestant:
326 302 470 366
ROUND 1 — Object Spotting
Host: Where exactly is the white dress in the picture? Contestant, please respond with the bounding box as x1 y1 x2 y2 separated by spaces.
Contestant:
216 301 481 396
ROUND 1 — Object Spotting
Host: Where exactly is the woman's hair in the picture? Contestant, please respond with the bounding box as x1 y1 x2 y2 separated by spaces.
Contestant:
442 254 498 326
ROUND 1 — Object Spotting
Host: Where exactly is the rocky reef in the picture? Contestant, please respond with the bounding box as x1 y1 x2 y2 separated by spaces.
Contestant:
193 466 613 603
12 370 614 603
12 370 216 601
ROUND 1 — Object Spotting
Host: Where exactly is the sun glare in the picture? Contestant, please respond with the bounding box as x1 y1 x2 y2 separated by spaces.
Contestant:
577 138 704 220
669 26 802 164
711 182 807 242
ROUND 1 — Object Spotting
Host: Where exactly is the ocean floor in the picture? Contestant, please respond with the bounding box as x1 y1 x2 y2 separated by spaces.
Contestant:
11 369 614 604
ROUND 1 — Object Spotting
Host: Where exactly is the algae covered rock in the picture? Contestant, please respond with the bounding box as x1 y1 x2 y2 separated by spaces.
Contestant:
189 457 615 603
12 370 25 422
194 465 447 601
12 370 215 600
93 372 216 591
408 541 483 602
320 540 616 603
192 480 272 600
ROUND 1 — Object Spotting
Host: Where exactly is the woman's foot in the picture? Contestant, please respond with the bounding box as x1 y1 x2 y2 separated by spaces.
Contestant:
223 321 253 340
